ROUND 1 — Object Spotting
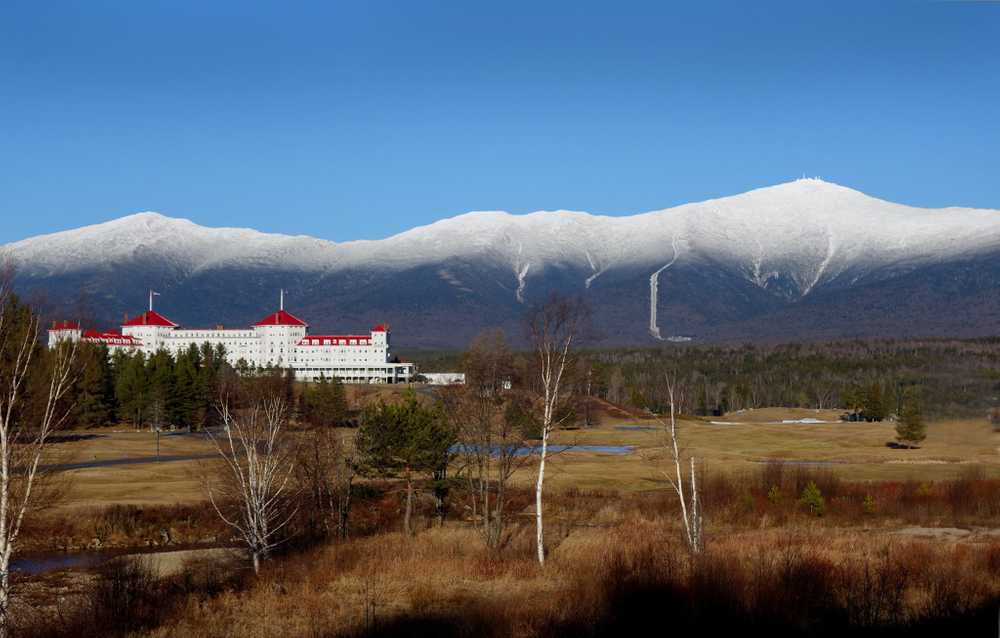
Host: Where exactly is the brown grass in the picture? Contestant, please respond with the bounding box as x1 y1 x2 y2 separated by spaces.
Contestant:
134 502 999 638
37 406 999 516
16 465 1000 637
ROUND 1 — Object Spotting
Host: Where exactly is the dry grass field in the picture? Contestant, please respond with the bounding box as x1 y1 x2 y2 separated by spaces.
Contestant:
117 503 1000 637
18 401 1000 637
519 409 1000 492
43 404 1000 510
45 429 219 509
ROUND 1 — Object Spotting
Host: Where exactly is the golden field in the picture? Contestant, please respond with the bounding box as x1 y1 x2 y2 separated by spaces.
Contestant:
44 405 1000 510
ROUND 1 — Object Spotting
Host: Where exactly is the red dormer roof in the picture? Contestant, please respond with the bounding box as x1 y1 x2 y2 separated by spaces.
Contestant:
122 311 178 328
372 324 388 332
254 309 308 327
48 320 81 331
298 335 372 346
82 329 143 346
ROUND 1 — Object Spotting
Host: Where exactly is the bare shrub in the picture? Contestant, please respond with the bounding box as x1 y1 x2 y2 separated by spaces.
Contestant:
89 557 162 635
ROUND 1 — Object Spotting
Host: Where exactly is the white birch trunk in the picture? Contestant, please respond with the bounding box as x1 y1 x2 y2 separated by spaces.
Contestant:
661 376 703 554
0 286 77 637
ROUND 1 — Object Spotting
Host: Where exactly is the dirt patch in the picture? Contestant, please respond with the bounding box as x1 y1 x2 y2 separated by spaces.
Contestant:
891 526 972 540
122 547 246 578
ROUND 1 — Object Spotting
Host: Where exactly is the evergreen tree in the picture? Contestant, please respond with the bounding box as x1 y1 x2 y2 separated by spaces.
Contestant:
896 386 926 448
356 391 455 535
146 349 175 430
116 351 149 429
843 384 865 418
172 347 199 429
196 342 225 429
75 343 115 428
864 382 885 421
696 383 709 416
301 374 348 427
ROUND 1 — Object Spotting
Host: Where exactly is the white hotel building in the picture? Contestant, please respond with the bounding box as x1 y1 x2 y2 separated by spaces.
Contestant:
47 297 414 384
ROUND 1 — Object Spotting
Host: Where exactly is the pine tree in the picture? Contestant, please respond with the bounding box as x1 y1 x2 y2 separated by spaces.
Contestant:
146 349 176 430
356 391 456 535
116 351 149 429
896 386 926 448
196 342 225 429
75 343 114 428
172 348 199 429
302 374 348 427
864 382 885 421
798 481 826 516
696 383 708 416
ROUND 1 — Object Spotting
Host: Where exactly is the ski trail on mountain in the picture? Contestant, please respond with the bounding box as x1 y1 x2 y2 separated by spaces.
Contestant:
515 262 531 303
649 234 680 340
584 250 603 289
802 232 835 296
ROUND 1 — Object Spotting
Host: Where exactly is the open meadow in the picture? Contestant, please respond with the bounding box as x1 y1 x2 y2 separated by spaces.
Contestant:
10 391 1000 637
43 404 1000 512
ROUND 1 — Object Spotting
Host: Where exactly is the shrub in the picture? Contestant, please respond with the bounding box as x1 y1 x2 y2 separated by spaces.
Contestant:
799 481 825 517
90 557 162 634
767 485 782 505
862 494 876 515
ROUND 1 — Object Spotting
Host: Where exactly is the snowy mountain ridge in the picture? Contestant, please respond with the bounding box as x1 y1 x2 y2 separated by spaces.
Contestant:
8 178 1000 301
6 179 1000 347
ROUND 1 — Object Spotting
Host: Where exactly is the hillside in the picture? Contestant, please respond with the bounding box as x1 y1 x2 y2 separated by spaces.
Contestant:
6 179 1000 347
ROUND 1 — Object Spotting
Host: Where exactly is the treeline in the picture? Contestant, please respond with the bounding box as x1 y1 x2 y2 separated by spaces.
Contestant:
411 337 1000 419
583 339 1000 419
73 342 348 430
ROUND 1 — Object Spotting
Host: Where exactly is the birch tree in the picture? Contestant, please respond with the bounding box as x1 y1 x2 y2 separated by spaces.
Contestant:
526 295 586 566
0 267 77 637
206 396 298 574
656 374 703 554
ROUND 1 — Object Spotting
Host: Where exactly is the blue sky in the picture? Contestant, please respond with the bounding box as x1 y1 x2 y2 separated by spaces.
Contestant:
1 0 998 243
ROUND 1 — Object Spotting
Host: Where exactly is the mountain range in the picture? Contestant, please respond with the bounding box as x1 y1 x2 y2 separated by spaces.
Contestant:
6 178 1000 349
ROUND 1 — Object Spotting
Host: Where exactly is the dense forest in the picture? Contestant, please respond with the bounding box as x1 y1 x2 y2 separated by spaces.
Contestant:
410 338 1000 419
72 342 348 430
60 336 1000 428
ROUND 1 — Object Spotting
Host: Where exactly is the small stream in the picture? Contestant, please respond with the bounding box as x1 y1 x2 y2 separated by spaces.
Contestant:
12 544 235 577
12 551 112 576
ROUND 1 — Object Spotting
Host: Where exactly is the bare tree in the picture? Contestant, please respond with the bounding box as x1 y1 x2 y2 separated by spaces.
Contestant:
526 295 586 566
655 374 703 554
206 396 298 574
448 330 533 550
295 425 356 540
0 264 77 637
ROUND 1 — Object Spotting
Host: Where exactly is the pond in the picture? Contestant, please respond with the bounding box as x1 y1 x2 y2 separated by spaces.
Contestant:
12 551 110 576
451 444 634 457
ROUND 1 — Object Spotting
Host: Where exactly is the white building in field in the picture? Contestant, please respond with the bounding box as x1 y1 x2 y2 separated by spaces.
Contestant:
47 296 413 384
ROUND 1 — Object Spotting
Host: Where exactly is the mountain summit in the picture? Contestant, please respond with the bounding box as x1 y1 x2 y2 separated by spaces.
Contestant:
6 180 1000 347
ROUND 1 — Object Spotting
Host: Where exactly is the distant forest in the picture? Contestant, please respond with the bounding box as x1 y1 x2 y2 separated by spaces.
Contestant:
408 338 1000 419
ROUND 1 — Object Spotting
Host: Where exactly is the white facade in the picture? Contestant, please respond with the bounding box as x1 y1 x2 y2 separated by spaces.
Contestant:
422 372 466 385
48 306 413 384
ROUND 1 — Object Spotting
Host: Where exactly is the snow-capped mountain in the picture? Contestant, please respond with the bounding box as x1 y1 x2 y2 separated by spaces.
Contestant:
7 179 1000 348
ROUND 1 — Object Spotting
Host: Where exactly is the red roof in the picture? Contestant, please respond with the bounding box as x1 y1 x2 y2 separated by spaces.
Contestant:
48 320 80 331
82 329 143 346
372 324 388 332
122 311 177 328
254 309 308 327
298 335 372 346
